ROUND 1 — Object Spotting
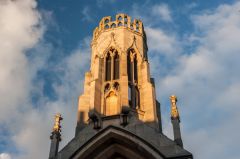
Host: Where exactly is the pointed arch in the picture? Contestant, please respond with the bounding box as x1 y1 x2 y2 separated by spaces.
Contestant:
103 46 121 58
70 126 163 159
104 47 120 82
127 48 138 83
127 36 144 62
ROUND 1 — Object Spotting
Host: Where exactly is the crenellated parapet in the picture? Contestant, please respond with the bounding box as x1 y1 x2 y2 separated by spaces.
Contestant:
93 13 144 40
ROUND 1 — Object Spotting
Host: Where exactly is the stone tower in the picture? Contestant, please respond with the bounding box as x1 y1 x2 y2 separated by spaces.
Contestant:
76 13 161 133
49 14 193 159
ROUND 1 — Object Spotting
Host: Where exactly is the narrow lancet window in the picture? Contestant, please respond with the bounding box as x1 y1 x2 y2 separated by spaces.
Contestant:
105 53 111 81
127 53 132 82
113 53 119 79
134 56 138 82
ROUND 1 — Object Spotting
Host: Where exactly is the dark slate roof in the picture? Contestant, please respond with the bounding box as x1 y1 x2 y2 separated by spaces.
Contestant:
57 118 192 159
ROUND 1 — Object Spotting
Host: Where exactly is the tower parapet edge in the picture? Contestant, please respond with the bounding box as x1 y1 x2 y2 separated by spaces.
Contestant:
93 13 144 41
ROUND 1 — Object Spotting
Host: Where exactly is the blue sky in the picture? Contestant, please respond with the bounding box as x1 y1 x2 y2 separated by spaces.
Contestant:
0 0 240 159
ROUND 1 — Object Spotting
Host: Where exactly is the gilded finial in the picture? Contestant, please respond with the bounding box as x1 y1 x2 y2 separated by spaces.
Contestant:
53 113 63 132
170 95 180 119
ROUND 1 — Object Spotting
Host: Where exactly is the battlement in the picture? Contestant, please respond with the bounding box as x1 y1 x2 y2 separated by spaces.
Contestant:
93 13 144 39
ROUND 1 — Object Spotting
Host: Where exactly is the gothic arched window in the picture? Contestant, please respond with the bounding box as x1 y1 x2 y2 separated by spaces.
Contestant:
127 49 139 109
105 48 119 81
127 49 138 83
105 53 111 81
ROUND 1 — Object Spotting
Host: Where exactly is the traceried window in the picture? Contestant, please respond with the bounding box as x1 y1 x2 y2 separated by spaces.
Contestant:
105 48 120 81
127 49 138 83
127 49 139 109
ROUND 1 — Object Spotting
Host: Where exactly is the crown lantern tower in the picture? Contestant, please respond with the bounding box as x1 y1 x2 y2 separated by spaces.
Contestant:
76 13 161 133
49 14 193 159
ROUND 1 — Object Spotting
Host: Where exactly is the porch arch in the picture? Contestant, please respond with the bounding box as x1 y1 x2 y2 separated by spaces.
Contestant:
71 126 164 159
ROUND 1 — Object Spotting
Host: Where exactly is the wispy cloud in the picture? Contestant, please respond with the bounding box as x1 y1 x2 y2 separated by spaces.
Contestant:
129 1 240 158
152 4 172 22
130 2 174 26
0 153 11 159
11 37 91 159
0 0 90 159
155 2 240 158
0 0 43 122
145 27 182 77
145 27 180 55
81 6 94 22
0 0 44 158
1 1 240 159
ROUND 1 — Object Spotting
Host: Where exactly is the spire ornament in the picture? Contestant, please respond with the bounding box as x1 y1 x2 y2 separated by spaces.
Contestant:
170 95 180 120
49 113 63 159
53 113 63 133
170 95 183 148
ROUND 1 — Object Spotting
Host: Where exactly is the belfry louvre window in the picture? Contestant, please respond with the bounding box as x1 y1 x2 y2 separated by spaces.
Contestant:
105 48 119 81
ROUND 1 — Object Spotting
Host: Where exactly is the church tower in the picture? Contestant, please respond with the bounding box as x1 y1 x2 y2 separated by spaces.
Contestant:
49 14 193 159
76 13 161 133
